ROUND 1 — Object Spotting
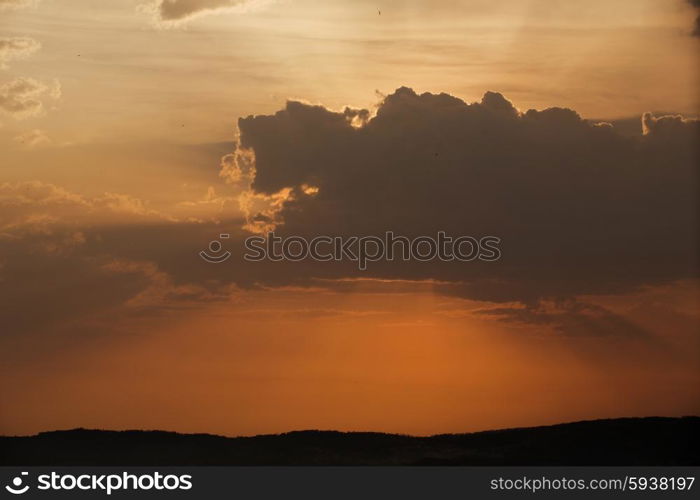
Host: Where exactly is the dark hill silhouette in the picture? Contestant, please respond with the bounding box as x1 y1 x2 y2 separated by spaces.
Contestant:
1 417 698 465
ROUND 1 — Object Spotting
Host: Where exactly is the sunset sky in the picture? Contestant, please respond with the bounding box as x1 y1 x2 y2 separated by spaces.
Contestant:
1 0 699 437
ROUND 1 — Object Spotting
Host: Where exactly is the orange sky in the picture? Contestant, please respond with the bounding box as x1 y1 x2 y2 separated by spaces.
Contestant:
2 281 699 436
1 0 699 437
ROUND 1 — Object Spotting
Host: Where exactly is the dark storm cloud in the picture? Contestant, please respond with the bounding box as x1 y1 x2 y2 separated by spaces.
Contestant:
689 0 700 36
230 87 699 304
0 181 236 359
1 88 697 346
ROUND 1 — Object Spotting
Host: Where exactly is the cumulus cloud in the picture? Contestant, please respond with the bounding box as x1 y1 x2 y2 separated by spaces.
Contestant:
0 37 40 69
225 87 699 312
0 77 60 119
142 0 271 27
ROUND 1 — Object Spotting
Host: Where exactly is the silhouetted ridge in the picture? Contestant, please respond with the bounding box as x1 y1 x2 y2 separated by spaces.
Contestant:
2 417 698 465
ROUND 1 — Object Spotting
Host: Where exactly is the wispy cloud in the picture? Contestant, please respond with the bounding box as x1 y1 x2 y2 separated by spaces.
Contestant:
0 77 60 119
0 0 38 11
141 0 273 28
13 128 51 148
0 37 41 69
